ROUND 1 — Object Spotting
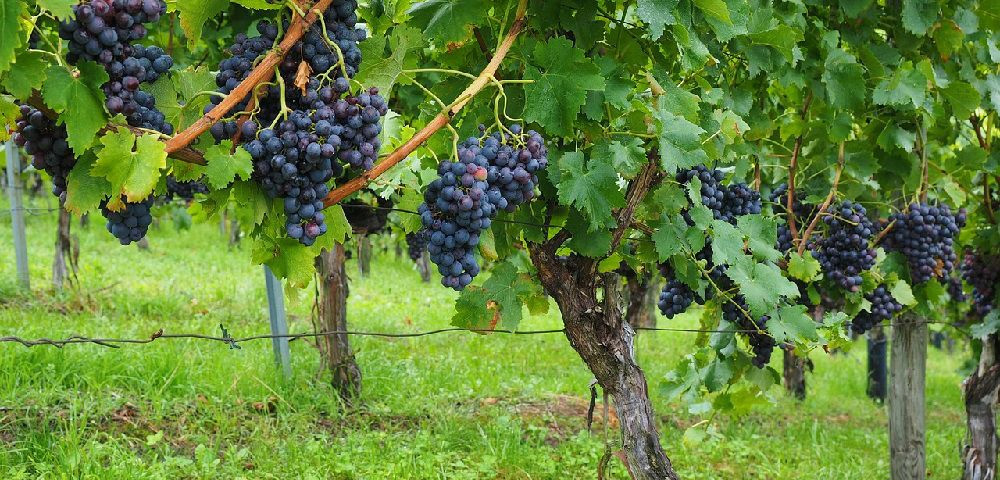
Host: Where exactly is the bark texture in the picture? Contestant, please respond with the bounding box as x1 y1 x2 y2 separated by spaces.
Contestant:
783 348 807 400
530 242 678 480
418 250 432 284
889 313 927 480
52 206 76 290
315 244 362 402
962 334 1000 480
626 273 658 330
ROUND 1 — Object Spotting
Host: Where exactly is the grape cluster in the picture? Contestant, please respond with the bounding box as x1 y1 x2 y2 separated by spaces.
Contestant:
961 252 1000 318
60 0 173 134
209 21 280 141
12 105 76 200
101 197 154 245
418 127 549 290
164 176 209 201
723 296 776 368
406 231 430 262
883 203 966 283
947 276 966 302
852 285 902 334
769 183 817 253
676 166 761 224
658 277 695 318
813 201 876 292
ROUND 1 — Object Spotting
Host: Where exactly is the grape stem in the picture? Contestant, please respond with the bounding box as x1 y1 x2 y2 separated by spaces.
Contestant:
796 142 845 256
321 0 530 208
163 0 336 155
786 92 813 251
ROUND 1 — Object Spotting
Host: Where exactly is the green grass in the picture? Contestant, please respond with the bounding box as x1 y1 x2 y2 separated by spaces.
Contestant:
0 195 972 479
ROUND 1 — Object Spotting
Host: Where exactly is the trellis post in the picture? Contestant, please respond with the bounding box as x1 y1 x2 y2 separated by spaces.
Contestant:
263 265 291 378
5 142 30 291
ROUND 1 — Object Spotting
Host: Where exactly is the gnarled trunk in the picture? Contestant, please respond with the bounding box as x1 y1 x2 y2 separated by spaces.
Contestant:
889 313 927 480
316 243 362 402
52 205 73 291
418 250 432 284
530 246 679 480
783 348 806 400
962 333 1000 480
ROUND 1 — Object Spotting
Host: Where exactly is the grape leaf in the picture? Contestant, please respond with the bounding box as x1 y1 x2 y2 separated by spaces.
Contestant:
408 0 491 44
594 56 632 110
656 107 708 174
64 153 111 214
255 238 319 288
889 279 917 306
933 20 964 59
230 0 283 10
769 305 818 343
726 254 799 317
941 81 979 120
0 0 24 75
356 25 423 94
1 50 48 99
523 37 605 136
324 205 351 244
971 310 1000 340
658 80 700 122
787 251 822 282
0 95 17 141
822 49 866 111
711 220 744 267
693 0 731 25
203 141 253 189
452 262 537 331
592 137 646 180
745 25 803 63
36 0 75 19
42 63 109 153
91 129 167 205
177 0 230 48
651 213 701 260
872 62 926 108
636 0 678 40
980 0 1000 30
736 214 782 262
902 0 938 35
555 151 624 231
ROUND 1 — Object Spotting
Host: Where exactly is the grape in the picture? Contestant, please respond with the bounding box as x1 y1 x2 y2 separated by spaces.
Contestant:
477 125 549 212
164 176 209 201
658 277 695 319
676 166 761 225
961 251 1000 318
406 231 430 262
101 197 154 245
813 201 876 292
769 183 818 254
883 202 966 283
852 285 902 335
12 105 76 201
722 295 776 368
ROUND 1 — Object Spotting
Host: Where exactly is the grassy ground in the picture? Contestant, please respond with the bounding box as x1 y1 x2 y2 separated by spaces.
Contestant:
0 195 972 479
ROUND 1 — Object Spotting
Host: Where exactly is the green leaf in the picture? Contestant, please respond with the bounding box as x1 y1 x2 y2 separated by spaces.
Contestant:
555 151 624 231
594 56 631 110
941 81 979 120
0 94 17 141
636 0 678 39
902 0 938 36
693 0 731 25
255 238 318 288
727 255 799 317
203 141 253 189
651 213 692 260
36 0 75 18
872 62 926 108
177 0 229 48
658 81 700 123
787 251 822 282
737 214 782 262
770 305 819 343
889 279 917 307
64 153 110 214
523 37 605 136
840 0 873 18
0 0 25 75
147 66 216 133
980 0 1000 31
746 25 803 63
356 25 423 94
1 50 48 99
656 107 708 174
91 129 167 204
711 220 744 267
971 310 1000 339
42 63 109 152
323 205 351 244
452 262 536 331
230 0 283 9
822 49 866 111
933 20 964 58
593 137 646 180
408 0 490 44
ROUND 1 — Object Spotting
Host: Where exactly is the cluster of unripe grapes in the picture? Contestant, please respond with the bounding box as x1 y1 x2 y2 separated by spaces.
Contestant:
418 126 548 290
883 202 966 283
813 201 876 292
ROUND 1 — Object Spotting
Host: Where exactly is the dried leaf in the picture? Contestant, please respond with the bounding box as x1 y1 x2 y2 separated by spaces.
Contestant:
295 61 312 94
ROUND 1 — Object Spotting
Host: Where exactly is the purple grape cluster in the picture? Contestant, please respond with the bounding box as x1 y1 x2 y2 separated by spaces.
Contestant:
769 183 817 253
883 203 966 283
406 231 430 262
209 21 280 140
59 0 173 134
658 277 695 318
962 251 1000 318
813 201 876 292
13 105 75 200
418 127 549 290
676 166 761 224
101 197 154 245
723 296 776 368
165 176 209 201
852 285 902 334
